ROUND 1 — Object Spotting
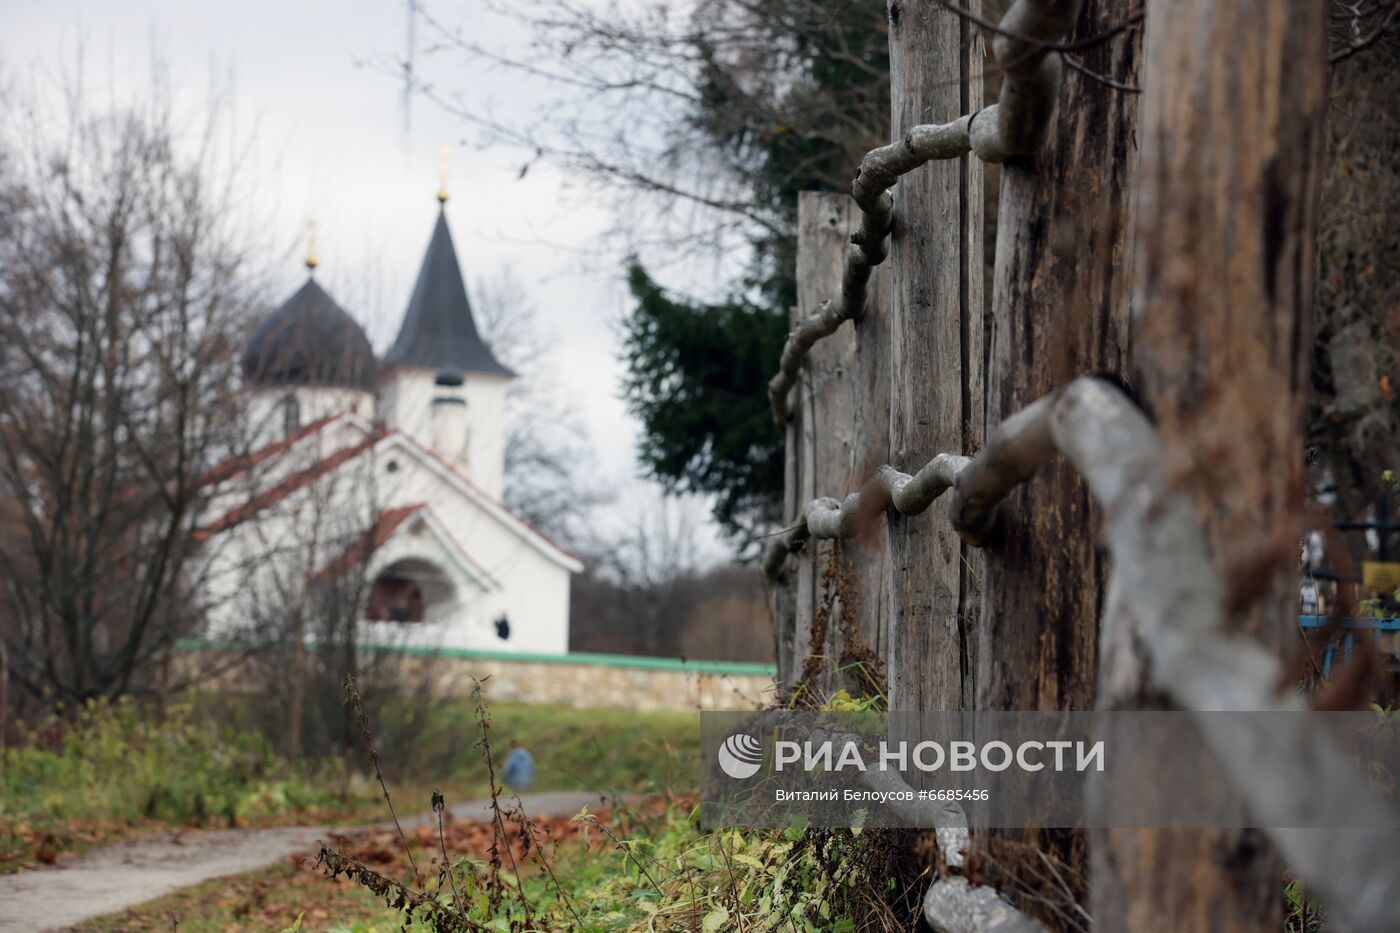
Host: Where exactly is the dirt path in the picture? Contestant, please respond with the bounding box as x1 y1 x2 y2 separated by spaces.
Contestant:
0 791 611 933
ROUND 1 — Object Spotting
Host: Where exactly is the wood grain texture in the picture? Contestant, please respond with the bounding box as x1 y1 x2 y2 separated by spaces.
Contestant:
1094 0 1329 929
790 193 891 698
976 1 1142 893
847 201 895 682
792 194 849 685
775 299 802 695
886 0 984 714
978 0 1141 714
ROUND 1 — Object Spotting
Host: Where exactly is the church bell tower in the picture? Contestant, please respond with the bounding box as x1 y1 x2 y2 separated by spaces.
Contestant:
379 195 514 499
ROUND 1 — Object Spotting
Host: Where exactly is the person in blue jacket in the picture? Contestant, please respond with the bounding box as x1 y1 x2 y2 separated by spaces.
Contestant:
501 739 535 791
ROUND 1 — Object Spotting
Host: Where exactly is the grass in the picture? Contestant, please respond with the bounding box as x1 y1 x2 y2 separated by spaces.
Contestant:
71 797 649 933
0 694 698 876
14 686 916 932
398 700 696 796
0 697 387 873
34 687 1359 931
74 797 911 933
270 686 919 932
66 708 711 933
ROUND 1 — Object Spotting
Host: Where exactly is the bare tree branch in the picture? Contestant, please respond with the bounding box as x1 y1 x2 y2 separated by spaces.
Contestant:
1329 0 1400 64
767 0 1084 425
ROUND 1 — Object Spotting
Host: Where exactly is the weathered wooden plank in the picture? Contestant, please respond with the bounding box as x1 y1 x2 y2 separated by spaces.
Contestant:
792 196 842 690
1093 0 1329 928
978 0 1141 714
774 307 801 695
958 3 985 715
848 205 895 689
886 0 983 714
974 1 1141 905
790 192 890 699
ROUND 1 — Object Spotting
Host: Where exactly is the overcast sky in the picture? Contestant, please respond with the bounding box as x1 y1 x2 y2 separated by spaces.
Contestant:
2 0 729 558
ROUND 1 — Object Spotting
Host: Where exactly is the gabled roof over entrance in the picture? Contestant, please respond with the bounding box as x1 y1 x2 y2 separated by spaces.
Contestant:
312 503 499 590
195 426 583 575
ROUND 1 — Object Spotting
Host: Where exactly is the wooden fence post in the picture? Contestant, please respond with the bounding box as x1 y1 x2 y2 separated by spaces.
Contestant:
789 192 891 698
1094 0 1329 928
885 0 984 713
978 0 1140 715
973 0 1142 902
776 310 801 695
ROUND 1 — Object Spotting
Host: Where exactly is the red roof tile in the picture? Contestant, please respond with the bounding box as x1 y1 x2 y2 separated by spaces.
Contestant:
201 411 351 486
194 435 379 541
311 504 425 582
384 429 584 567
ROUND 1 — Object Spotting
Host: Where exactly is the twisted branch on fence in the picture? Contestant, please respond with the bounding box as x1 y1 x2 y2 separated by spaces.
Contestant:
767 0 1084 426
761 455 968 578
1018 379 1400 933
770 377 1400 929
762 394 1055 577
924 878 1047 933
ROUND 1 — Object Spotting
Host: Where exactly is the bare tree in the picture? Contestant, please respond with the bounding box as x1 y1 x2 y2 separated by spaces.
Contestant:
201 415 457 762
221 435 382 756
398 0 890 265
598 491 703 657
473 266 609 549
673 563 773 662
0 67 264 706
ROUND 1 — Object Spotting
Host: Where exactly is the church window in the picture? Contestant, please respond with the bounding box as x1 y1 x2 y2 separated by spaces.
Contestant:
281 395 301 438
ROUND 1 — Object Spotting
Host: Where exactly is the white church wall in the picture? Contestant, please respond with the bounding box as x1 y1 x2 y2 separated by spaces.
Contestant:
460 374 509 500
355 515 496 649
204 416 376 522
198 434 574 656
379 367 434 448
380 367 509 500
199 444 384 643
374 437 574 654
245 386 374 449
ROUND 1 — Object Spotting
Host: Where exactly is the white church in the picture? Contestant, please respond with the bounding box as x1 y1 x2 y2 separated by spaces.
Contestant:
196 199 581 655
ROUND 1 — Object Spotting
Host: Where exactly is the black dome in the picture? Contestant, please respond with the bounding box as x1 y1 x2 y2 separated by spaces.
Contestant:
242 279 377 391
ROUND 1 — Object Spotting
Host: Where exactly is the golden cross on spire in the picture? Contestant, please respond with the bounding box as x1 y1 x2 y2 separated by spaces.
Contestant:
304 219 319 273
437 146 451 203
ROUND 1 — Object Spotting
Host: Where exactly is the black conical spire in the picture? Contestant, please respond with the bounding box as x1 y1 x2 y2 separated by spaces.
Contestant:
382 208 514 377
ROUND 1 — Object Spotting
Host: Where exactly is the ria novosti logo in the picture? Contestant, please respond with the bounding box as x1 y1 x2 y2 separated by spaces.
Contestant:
717 732 763 779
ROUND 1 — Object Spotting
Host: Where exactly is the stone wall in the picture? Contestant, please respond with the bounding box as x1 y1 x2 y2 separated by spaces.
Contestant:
420 654 776 711
179 641 776 711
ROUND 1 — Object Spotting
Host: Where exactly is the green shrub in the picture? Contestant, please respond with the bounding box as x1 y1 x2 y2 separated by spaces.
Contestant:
1 696 368 870
320 800 912 932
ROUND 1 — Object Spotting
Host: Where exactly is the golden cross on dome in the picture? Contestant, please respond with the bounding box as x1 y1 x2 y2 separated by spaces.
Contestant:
437 146 451 203
304 220 319 273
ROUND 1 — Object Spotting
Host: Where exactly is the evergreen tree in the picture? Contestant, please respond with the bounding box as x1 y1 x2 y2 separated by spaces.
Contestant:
620 264 788 542
621 0 890 542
